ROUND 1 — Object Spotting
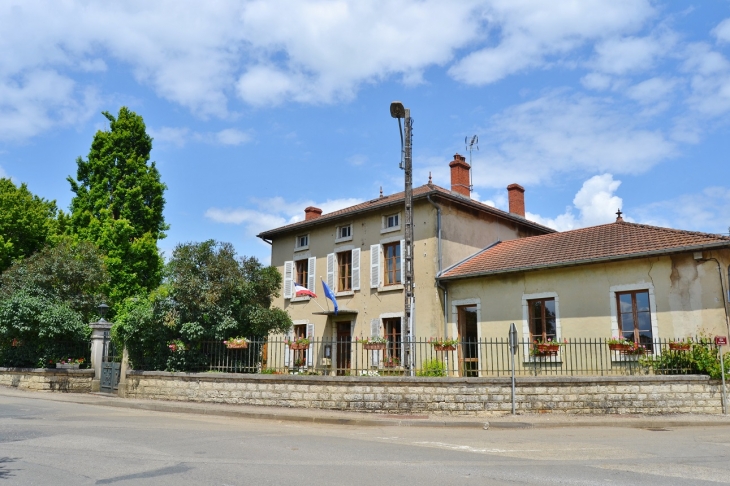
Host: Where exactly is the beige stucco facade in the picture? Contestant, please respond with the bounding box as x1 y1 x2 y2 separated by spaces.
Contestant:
444 249 730 343
266 194 547 344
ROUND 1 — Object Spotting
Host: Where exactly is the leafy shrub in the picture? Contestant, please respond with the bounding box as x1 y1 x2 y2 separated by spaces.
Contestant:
641 339 730 379
416 358 447 377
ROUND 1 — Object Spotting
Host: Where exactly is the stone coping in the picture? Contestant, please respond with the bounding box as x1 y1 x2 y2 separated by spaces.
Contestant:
126 370 716 385
0 367 94 375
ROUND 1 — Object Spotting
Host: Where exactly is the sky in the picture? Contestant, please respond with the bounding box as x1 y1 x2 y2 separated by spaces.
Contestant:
2 0 730 264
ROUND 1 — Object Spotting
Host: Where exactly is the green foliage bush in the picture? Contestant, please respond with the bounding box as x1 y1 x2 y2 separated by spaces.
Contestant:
0 291 89 367
641 339 730 379
416 358 447 377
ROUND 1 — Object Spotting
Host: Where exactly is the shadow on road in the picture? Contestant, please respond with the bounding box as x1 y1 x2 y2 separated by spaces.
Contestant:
96 463 191 484
0 457 18 480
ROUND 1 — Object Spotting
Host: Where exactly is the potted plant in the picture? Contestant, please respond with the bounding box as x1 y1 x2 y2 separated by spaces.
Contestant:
285 337 310 350
356 336 387 350
531 338 565 356
56 357 85 370
668 338 692 351
383 356 400 367
224 337 249 349
606 336 632 351
167 339 187 352
621 342 647 355
429 337 459 351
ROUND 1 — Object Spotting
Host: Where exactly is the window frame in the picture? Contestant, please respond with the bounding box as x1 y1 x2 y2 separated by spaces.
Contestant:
292 323 308 368
616 289 654 350
294 259 308 287
527 298 557 342
335 224 352 243
383 241 401 286
383 317 401 361
337 250 352 292
294 234 309 251
381 212 401 234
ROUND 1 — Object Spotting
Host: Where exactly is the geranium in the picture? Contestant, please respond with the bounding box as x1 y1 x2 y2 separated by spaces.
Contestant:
167 339 186 352
428 337 459 347
223 337 248 346
606 336 632 346
355 336 387 344
57 357 85 365
284 336 310 346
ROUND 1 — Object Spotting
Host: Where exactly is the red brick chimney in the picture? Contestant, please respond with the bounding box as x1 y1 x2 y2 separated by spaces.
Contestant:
304 206 322 221
449 153 471 197
507 184 525 217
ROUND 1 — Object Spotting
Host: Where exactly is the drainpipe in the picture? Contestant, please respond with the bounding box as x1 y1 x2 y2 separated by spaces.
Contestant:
705 257 730 339
427 195 450 378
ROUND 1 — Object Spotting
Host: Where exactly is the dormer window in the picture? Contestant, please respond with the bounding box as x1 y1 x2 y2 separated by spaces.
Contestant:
295 234 309 250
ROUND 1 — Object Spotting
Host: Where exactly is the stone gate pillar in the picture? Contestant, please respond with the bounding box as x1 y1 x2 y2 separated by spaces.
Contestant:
89 304 112 392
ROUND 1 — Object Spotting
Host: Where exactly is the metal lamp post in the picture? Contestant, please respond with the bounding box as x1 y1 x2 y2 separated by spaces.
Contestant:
390 101 414 372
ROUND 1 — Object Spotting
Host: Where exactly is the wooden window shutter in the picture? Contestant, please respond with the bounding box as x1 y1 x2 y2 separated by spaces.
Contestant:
351 248 361 291
370 244 380 289
370 318 381 367
284 330 292 367
283 261 294 299
326 253 335 291
306 322 315 367
399 239 405 284
307 257 316 292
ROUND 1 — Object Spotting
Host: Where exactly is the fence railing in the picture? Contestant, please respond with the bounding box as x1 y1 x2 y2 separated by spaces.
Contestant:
126 337 722 377
0 340 92 369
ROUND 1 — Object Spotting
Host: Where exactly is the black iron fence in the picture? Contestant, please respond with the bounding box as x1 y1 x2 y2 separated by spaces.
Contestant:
125 337 725 378
0 340 91 369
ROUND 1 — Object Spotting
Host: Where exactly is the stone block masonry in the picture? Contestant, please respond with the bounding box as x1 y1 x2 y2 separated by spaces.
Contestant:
0 368 94 393
121 372 728 415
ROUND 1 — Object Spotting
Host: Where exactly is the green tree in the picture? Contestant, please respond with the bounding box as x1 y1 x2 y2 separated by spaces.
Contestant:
68 107 167 304
0 238 109 323
0 178 59 272
114 240 291 371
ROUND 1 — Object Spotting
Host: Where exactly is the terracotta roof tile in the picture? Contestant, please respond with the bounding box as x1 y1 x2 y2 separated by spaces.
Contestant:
441 221 730 279
257 183 554 238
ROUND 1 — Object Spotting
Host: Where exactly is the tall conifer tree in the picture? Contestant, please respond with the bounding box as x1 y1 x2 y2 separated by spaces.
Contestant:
68 107 168 303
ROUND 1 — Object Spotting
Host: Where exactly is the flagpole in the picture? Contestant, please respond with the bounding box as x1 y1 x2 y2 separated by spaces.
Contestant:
310 297 327 313
320 277 330 313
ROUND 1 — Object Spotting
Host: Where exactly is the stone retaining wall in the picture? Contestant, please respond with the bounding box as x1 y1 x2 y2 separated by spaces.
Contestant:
122 372 728 415
0 368 94 393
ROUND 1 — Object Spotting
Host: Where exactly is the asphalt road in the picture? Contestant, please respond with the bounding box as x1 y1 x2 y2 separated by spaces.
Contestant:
1 393 729 485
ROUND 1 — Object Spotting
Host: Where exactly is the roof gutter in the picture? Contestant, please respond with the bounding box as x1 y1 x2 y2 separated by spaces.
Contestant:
439 241 730 281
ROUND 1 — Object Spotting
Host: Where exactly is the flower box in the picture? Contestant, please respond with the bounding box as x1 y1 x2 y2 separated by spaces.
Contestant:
383 360 400 367
433 345 456 352
669 342 691 351
535 343 560 355
226 342 248 349
56 363 80 370
608 343 629 351
289 343 309 350
363 343 386 351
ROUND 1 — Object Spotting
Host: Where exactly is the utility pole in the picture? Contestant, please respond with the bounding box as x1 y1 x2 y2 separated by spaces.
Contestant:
390 101 414 372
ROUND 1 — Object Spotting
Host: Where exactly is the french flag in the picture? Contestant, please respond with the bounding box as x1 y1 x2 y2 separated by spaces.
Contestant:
294 282 317 298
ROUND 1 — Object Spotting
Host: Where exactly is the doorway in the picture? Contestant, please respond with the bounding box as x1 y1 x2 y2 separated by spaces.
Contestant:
457 306 479 377
336 321 351 375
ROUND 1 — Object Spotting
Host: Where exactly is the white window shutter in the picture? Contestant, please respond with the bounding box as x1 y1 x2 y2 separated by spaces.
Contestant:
283 261 294 299
284 330 292 367
351 248 360 291
306 323 315 367
370 318 381 367
307 257 316 292
370 244 380 289
327 253 335 291
399 239 405 284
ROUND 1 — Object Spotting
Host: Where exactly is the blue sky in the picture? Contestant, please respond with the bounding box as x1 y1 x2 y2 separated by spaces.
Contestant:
2 1 730 263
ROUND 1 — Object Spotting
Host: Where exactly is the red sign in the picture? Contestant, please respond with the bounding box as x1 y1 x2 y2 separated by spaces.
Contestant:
716 336 728 346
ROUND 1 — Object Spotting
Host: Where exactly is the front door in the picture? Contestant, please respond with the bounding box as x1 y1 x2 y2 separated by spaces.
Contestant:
457 306 479 377
336 322 351 375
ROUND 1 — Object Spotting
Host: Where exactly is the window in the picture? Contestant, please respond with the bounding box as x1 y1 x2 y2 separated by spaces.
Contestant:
383 242 401 285
383 318 401 362
385 213 399 228
617 290 653 351
337 225 351 239
337 251 352 292
295 260 308 287
295 234 309 249
293 323 308 367
528 298 556 342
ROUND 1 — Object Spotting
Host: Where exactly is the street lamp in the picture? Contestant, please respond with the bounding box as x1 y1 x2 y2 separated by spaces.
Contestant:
97 303 109 322
390 101 414 373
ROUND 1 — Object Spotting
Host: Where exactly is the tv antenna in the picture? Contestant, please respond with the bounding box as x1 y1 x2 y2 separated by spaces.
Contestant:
465 135 478 192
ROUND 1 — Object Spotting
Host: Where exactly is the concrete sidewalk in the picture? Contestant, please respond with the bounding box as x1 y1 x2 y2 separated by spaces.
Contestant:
1 385 729 430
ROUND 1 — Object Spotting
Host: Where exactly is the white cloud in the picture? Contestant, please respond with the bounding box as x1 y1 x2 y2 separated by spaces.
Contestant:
0 165 7 179
457 92 676 189
713 18 730 44
589 34 673 75
449 0 654 85
626 76 678 105
150 127 190 148
205 196 364 237
215 129 251 146
150 126 252 147
347 154 369 166
634 186 730 234
526 174 624 231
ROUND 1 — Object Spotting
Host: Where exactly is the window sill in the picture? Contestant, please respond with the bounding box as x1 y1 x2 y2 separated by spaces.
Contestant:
335 236 353 244
335 290 355 297
291 296 311 302
380 226 401 234
378 284 404 293
294 246 309 252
